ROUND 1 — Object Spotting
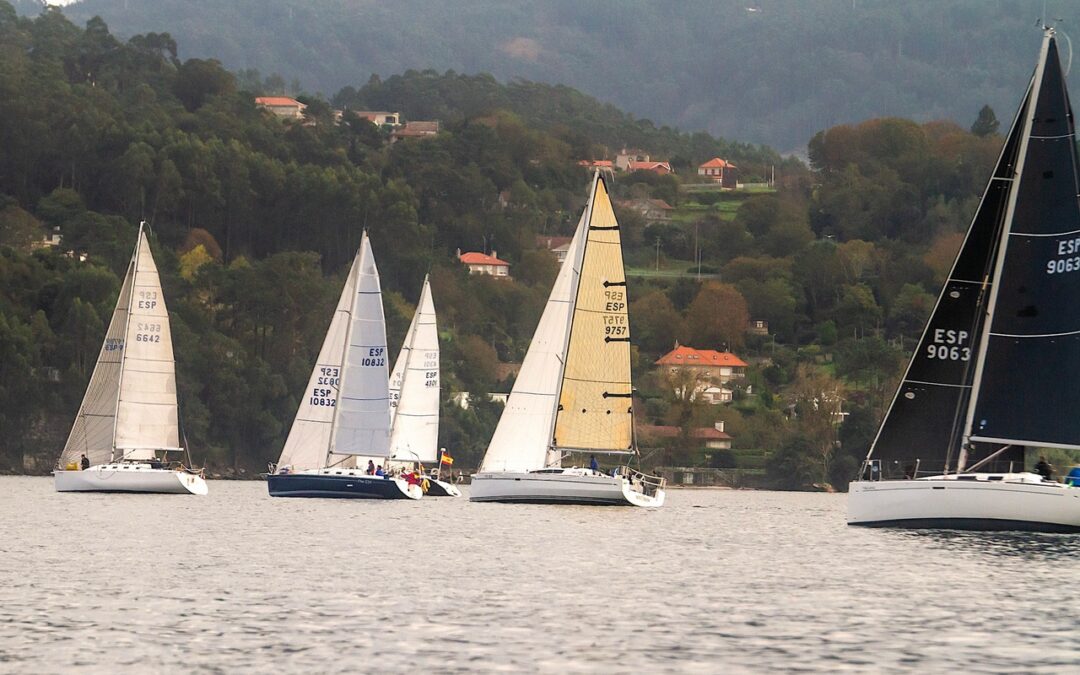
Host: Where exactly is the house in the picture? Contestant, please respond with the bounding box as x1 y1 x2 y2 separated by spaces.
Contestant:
615 149 649 171
639 421 733 450
353 110 401 127
656 344 748 385
391 120 440 141
627 160 674 175
31 225 62 250
458 249 511 277
577 159 615 178
617 198 674 222
451 392 510 409
747 319 769 336
698 157 738 188
255 96 306 120
536 235 573 264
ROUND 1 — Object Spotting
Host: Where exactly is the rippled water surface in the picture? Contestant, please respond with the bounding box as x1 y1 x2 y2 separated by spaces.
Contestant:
2 476 1079 673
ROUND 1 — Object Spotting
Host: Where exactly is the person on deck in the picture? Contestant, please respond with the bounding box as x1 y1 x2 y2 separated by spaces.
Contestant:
367 460 376 475
1035 457 1054 481
589 455 599 472
375 465 385 477
80 454 90 470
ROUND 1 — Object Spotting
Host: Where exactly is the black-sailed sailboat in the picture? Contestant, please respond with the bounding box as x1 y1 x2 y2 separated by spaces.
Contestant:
848 27 1080 532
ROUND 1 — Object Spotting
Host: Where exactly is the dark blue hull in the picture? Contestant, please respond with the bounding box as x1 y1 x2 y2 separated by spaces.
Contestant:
850 518 1080 533
267 473 414 499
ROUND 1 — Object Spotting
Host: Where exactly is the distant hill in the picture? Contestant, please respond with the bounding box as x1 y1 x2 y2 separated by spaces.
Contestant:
43 0 1080 153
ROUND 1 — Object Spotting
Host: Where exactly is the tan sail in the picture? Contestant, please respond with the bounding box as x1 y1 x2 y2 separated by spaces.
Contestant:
552 176 633 452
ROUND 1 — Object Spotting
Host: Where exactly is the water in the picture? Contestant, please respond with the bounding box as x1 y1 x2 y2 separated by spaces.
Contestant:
1 477 1079 673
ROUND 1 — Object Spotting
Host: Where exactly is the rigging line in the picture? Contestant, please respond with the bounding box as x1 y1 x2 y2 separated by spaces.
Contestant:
902 379 973 389
1009 227 1080 237
990 328 1080 338
1029 132 1075 140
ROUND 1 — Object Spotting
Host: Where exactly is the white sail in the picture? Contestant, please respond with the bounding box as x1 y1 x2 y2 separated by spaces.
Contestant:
480 208 587 472
388 276 440 464
276 252 361 470
58 257 136 467
388 288 420 424
329 233 392 458
113 228 180 459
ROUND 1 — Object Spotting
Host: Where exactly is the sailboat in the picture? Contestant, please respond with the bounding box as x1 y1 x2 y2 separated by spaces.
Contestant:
53 223 207 495
267 232 422 499
386 275 460 497
848 27 1080 532
470 172 666 507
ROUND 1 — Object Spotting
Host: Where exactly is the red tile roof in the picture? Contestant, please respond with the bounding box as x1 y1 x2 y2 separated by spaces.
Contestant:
578 160 614 168
655 345 748 368
459 251 509 266
255 96 303 107
628 160 673 173
699 157 736 169
536 236 572 250
640 425 732 440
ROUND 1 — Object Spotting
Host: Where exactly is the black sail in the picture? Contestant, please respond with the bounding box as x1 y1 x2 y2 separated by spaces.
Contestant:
865 78 1032 476
969 36 1080 451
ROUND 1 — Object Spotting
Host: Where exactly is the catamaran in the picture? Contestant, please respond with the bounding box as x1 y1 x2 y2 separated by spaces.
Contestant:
267 232 422 499
385 275 460 497
470 172 666 507
848 27 1080 532
53 223 207 495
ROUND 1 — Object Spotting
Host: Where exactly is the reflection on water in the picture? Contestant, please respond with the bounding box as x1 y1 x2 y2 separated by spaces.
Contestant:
1 477 1078 672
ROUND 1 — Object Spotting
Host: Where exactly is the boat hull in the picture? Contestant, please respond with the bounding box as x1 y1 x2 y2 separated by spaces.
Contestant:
425 477 461 497
848 475 1080 532
470 471 665 507
54 466 207 495
267 472 421 500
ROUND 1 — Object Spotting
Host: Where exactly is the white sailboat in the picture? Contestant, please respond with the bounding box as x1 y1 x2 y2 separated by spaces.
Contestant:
848 27 1080 532
470 172 666 507
53 223 207 495
268 232 422 499
386 276 460 497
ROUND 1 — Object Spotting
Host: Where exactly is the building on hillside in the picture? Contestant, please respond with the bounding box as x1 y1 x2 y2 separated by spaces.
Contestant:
391 120 440 141
255 96 306 120
458 249 511 277
617 198 674 222
536 235 572 264
698 157 738 188
639 421 733 450
30 225 62 250
628 160 674 175
451 392 510 409
353 110 401 127
577 159 615 178
615 149 649 171
747 319 769 336
656 344 748 403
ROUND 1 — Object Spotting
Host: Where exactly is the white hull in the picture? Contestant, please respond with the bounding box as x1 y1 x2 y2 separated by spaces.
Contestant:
848 473 1080 532
426 477 461 497
470 469 665 508
54 464 208 495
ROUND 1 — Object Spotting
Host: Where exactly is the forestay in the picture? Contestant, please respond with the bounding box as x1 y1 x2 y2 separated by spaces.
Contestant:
388 276 440 464
552 175 634 453
330 233 392 458
59 255 136 467
480 210 586 472
277 252 361 470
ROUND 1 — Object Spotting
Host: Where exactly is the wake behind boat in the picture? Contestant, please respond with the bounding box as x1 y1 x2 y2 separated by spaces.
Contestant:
268 232 420 500
848 27 1080 532
470 172 665 507
53 223 207 495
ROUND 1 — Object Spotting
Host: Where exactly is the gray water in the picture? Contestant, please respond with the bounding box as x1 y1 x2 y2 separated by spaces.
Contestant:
1 477 1078 673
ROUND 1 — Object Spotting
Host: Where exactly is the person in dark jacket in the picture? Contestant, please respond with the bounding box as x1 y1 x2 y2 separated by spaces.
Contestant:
589 455 599 472
1034 456 1054 481
80 454 90 470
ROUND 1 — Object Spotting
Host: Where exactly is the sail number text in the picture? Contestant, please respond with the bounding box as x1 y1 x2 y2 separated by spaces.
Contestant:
361 347 385 367
602 290 628 337
1047 239 1080 275
317 367 339 386
135 322 162 343
309 387 337 407
926 329 970 361
137 290 158 310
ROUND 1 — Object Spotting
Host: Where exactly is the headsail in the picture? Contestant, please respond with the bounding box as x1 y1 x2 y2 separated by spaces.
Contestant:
113 226 180 460
967 33 1080 453
388 275 440 464
58 253 136 467
552 174 634 454
329 233 392 458
865 76 1032 475
276 252 361 470
480 208 587 472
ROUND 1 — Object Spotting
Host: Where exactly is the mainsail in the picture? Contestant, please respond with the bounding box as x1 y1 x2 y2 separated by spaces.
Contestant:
552 175 634 453
480 209 587 472
276 252 361 470
388 275 440 464
328 233 392 458
59 252 136 467
967 34 1080 453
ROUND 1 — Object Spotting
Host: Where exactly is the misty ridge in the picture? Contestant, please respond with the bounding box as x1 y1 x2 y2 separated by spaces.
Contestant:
41 0 1080 154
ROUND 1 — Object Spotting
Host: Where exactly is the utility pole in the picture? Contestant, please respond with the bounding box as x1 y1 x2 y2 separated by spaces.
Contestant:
654 236 661 271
